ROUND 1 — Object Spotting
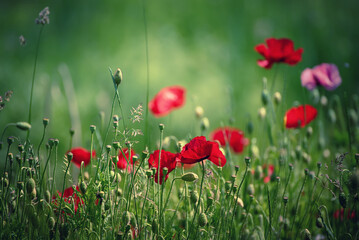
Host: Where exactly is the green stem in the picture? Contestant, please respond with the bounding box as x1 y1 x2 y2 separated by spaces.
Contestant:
39 147 53 198
187 162 205 240
26 25 44 141
55 155 71 229
291 173 308 232
142 0 150 149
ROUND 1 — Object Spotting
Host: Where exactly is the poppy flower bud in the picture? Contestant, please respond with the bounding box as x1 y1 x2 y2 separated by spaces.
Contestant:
200 117 210 131
310 89 320 104
235 196 244 208
304 168 309 176
190 190 199 204
80 181 87 194
181 172 199 182
113 68 123 86
116 188 123 197
195 106 204 119
225 181 231 192
235 165 240 173
26 178 36 194
54 139 59 147
159 123 165 131
247 184 255 195
246 121 254 135
258 107 266 119
274 92 282 105
151 167 156 176
42 118 49 127
45 190 51 203
48 216 55 229
320 96 328 107
67 152 73 161
1 177 9 188
301 229 311 240
316 217 323 228
90 125 96 134
328 108 336 124
207 196 214 207
245 157 251 166
29 188 37 199
145 170 152 178
7 137 14 145
113 121 119 128
339 192 347 208
283 196 288 205
198 212 208 227
254 166 263 179
306 127 313 138
48 138 55 148
16 122 31 131
84 172 89 181
261 89 269 106
69 128 75 136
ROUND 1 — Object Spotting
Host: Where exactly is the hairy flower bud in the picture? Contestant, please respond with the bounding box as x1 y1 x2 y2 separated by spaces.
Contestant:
181 172 199 182
67 152 73 161
90 125 96 134
16 122 31 131
43 118 49 127
26 178 36 194
198 212 208 227
274 92 282 105
190 190 199 204
80 181 87 194
200 117 210 131
316 217 323 228
195 106 204 119
113 68 123 86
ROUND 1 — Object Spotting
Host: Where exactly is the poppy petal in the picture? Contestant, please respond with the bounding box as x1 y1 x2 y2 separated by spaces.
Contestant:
284 105 317 128
149 86 186 117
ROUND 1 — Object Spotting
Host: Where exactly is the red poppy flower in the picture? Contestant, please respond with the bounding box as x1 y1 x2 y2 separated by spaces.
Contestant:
148 150 179 184
117 148 136 172
67 147 96 168
180 136 226 167
210 127 249 154
333 208 355 221
255 38 303 69
149 86 186 117
263 164 274 183
52 186 83 213
284 105 317 129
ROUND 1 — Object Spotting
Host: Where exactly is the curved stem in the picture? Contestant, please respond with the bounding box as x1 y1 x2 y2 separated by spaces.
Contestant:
55 155 71 229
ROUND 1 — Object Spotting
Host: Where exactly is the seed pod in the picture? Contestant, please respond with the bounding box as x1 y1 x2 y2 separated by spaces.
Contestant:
90 125 96 134
198 212 208 227
181 172 199 182
245 157 251 165
26 178 36 194
16 122 31 131
339 192 347 208
159 123 165 131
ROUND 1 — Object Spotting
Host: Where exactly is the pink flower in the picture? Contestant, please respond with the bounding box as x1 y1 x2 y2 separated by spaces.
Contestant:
149 86 186 117
301 63 342 91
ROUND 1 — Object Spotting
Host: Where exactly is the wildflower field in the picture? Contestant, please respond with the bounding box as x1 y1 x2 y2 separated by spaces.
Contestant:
1 1 359 239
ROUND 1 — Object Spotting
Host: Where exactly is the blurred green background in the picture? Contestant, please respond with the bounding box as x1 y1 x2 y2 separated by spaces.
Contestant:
1 0 358 158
